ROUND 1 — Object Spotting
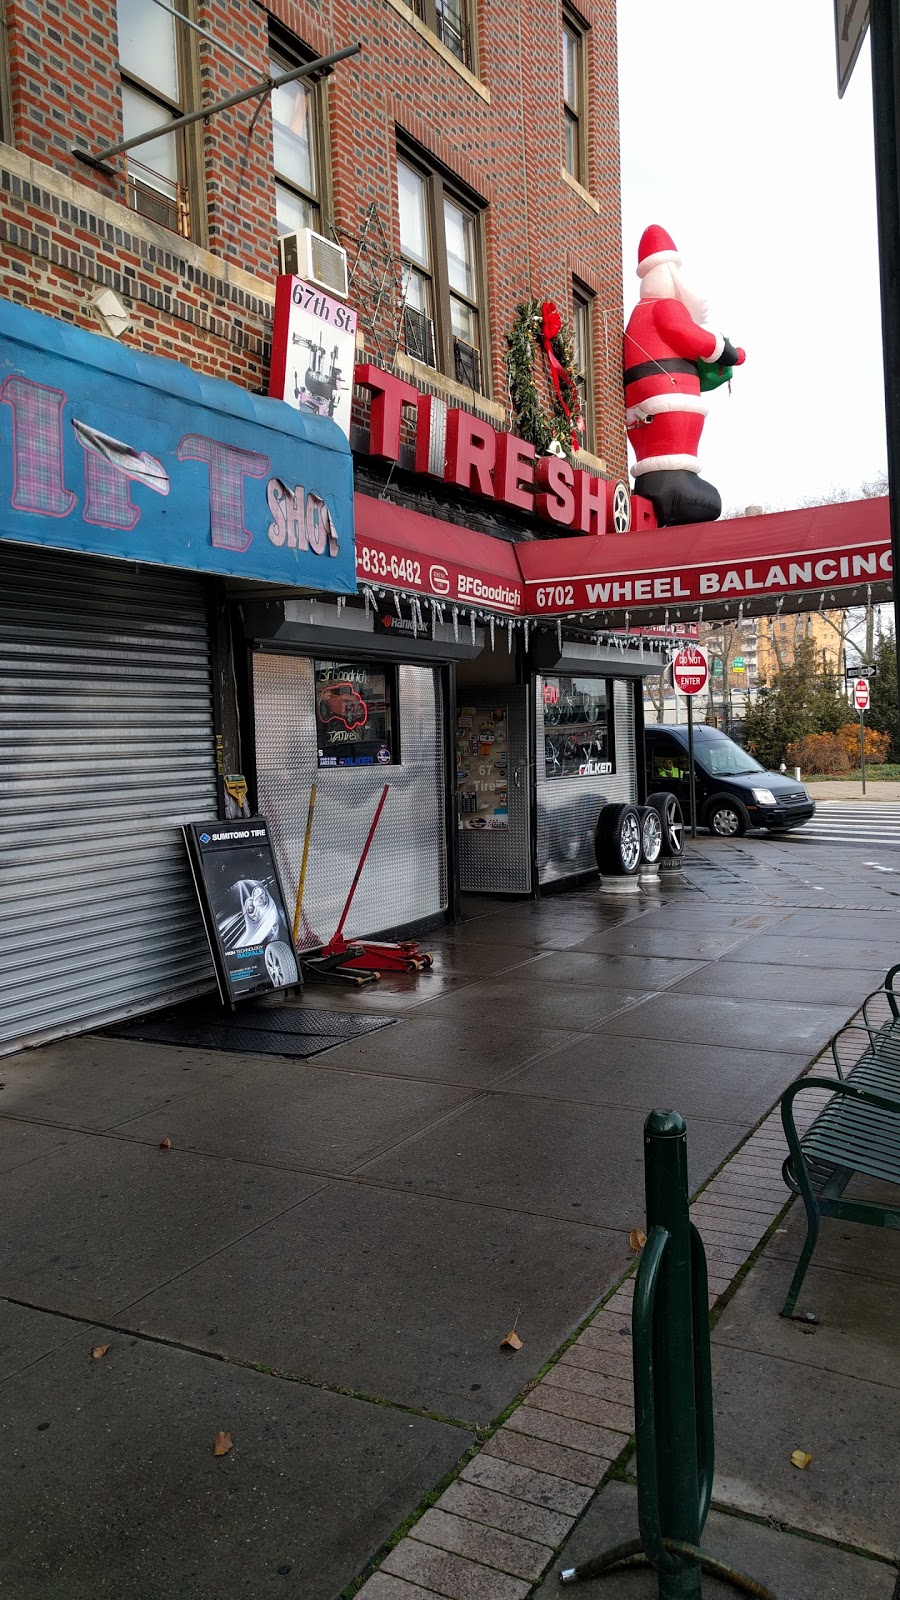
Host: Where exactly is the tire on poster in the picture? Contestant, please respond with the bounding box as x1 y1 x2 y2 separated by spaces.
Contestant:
265 940 299 987
594 802 642 876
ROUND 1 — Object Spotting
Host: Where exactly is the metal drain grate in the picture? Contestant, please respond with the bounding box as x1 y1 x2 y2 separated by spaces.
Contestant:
102 1006 395 1058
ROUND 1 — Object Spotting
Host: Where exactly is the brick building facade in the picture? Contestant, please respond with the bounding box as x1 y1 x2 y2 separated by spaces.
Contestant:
0 0 655 1059
0 0 626 472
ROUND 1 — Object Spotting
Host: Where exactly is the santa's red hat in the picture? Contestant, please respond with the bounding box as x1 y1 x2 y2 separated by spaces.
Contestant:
637 225 681 279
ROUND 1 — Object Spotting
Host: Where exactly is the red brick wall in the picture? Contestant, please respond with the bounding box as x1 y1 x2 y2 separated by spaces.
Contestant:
0 0 625 477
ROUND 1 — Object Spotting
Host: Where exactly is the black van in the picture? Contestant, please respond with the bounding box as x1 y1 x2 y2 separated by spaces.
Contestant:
645 724 816 837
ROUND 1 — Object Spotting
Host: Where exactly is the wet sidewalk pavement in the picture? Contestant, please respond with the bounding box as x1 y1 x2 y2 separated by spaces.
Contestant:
1 832 899 1597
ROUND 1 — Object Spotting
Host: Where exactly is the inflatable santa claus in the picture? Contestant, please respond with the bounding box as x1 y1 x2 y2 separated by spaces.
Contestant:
624 225 745 526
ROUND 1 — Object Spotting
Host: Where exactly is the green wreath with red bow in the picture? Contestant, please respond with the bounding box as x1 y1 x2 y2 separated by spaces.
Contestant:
505 297 585 458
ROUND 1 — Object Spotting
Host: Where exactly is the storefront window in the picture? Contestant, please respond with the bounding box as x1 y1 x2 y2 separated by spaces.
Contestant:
542 675 614 778
456 704 509 829
314 662 398 767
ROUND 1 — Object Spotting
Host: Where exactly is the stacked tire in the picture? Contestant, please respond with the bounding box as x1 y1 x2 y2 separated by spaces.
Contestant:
594 792 684 878
644 791 685 870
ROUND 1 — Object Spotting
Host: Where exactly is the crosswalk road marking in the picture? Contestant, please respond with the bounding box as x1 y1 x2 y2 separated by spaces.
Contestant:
796 801 900 848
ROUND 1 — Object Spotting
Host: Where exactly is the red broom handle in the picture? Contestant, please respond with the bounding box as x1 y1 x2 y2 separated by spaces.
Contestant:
333 785 389 943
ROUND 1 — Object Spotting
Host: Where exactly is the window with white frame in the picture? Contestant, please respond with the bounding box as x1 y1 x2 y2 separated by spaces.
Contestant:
117 0 201 238
270 35 328 239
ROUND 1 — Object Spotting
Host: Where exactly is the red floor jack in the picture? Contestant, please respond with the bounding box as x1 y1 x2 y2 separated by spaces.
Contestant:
313 785 433 977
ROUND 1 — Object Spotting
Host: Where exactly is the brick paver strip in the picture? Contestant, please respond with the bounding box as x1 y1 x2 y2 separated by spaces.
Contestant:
437 1479 573 1547
460 1451 592 1515
413 1508 552 1582
541 1363 633 1407
382 1537 532 1599
356 1574 438 1598
481 1424 611 1487
505 1400 625 1457
560 1344 633 1381
525 1384 634 1437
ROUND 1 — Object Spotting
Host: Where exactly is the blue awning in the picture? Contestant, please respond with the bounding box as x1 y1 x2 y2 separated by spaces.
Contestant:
0 298 356 593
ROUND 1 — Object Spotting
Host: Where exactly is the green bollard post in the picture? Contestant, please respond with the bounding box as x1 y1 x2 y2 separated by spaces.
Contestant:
639 1108 703 1599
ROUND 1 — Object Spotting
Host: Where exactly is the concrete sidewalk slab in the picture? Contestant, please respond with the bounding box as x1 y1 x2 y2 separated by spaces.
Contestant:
570 927 758 959
415 978 652 1032
716 933 900 969
0 1132 323 1319
0 1036 228 1130
501 1038 815 1126
711 1343 900 1559
525 950 710 989
357 1092 745 1228
121 1180 629 1423
111 1063 477 1173
533 1481 896 1598
304 1014 583 1086
0 1320 465 1600
597 992 849 1051
0 1117 77 1175
667 960 880 1006
713 1254 900 1390
0 1298 85 1383
760 1186 900 1286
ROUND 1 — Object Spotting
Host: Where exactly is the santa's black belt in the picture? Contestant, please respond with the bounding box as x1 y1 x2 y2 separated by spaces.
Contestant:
623 357 698 386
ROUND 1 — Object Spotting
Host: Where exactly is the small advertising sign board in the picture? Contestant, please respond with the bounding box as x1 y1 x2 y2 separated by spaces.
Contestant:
184 817 300 1007
270 277 358 441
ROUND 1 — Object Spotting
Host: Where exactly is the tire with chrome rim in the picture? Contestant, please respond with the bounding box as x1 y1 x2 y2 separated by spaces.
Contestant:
594 802 642 876
639 805 663 864
704 795 749 838
645 791 684 858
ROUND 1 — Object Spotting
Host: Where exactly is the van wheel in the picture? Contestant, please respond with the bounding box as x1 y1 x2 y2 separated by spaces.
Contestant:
645 792 684 857
704 796 750 838
595 803 642 875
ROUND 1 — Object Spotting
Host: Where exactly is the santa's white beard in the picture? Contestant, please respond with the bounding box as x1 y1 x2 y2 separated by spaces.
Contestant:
640 262 709 325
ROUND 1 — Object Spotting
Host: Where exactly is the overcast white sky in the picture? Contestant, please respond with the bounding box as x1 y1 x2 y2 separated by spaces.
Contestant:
616 0 887 514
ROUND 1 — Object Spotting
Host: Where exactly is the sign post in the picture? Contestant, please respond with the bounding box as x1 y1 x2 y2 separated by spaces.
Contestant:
854 677 871 794
672 646 709 840
869 0 900 773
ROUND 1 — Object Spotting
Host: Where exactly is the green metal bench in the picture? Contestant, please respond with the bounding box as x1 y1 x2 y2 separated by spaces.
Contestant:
779 962 900 1318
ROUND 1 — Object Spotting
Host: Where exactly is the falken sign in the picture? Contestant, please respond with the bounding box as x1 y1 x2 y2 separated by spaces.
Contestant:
0 300 356 592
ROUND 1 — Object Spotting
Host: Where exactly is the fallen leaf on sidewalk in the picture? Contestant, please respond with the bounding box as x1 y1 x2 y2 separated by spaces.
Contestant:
499 1329 523 1351
213 1431 233 1457
159 1138 172 1150
790 1449 811 1470
629 1229 647 1252
91 1344 110 1361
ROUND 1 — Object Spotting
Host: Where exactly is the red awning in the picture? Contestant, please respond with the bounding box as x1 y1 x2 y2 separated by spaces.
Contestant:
356 492 891 622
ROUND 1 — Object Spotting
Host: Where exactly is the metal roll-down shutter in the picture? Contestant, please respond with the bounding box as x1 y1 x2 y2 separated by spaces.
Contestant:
0 546 218 1055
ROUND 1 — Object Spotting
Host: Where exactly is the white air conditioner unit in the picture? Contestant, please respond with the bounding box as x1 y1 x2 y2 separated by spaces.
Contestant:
278 228 349 299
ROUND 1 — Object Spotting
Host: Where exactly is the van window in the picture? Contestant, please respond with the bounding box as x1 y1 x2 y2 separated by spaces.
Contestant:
650 742 685 780
691 727 765 776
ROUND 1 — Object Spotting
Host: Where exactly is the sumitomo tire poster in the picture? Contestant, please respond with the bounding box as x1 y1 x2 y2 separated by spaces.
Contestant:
185 819 300 1006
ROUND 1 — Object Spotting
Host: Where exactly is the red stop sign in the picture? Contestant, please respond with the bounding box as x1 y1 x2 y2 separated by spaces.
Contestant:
854 678 870 711
672 646 709 696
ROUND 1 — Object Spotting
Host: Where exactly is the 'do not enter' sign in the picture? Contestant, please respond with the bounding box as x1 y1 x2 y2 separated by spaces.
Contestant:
672 646 710 696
